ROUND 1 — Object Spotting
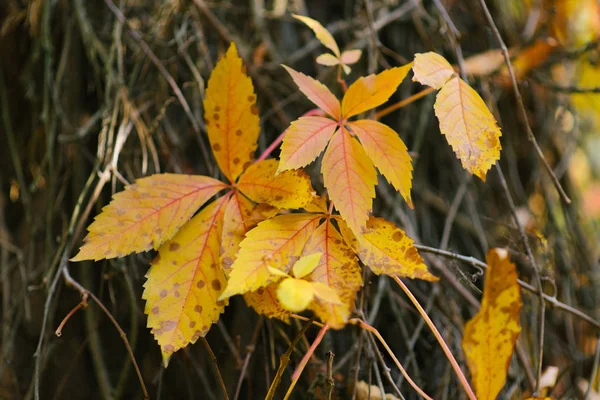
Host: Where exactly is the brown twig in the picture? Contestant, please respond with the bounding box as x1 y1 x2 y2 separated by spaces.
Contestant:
55 295 88 337
201 337 230 400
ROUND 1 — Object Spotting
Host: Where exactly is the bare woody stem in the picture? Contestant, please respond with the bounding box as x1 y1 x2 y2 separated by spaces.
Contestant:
393 276 477 400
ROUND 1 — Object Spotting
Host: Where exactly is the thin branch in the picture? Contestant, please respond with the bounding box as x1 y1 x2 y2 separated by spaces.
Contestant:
476 0 571 204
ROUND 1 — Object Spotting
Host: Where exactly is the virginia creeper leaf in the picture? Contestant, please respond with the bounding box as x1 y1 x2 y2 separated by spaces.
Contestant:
292 252 323 278
278 116 338 171
204 42 260 182
342 64 412 118
434 76 502 180
292 14 340 57
339 217 438 281
304 221 362 329
72 174 226 261
219 214 322 299
340 49 362 65
316 53 341 66
243 284 291 323
412 52 455 89
276 278 317 312
322 127 377 235
349 120 414 208
282 65 341 118
462 249 522 400
237 159 315 209
220 192 278 273
143 196 229 367
303 195 329 213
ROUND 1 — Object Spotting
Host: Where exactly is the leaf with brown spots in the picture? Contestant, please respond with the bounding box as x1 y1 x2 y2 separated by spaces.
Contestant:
462 249 522 400
219 213 322 299
72 174 227 261
204 42 260 183
303 220 362 329
143 196 229 367
243 284 291 323
339 217 438 281
220 192 278 274
237 159 316 209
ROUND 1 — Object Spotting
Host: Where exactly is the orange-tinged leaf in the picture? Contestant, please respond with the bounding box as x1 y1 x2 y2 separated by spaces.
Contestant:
502 38 557 81
238 159 315 209
342 64 412 118
349 120 414 208
310 282 342 305
462 248 522 400
340 49 362 65
276 278 316 312
143 196 229 367
304 221 362 329
72 174 227 261
278 116 338 171
204 42 260 182
283 65 340 118
322 128 377 234
219 214 322 298
412 52 455 89
244 284 291 323
220 192 277 273
434 76 502 180
293 14 340 57
339 217 438 281
316 53 340 66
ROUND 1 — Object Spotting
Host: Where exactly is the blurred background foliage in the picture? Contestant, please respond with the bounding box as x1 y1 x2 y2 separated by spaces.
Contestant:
0 0 599 399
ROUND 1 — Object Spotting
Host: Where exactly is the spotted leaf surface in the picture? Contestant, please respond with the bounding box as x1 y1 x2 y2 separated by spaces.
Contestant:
72 174 226 261
304 221 362 329
278 116 338 171
462 249 522 400
340 217 437 281
220 192 277 274
143 196 229 367
434 76 502 180
243 284 291 323
219 214 322 299
237 159 315 209
349 120 414 208
204 43 260 182
322 128 377 235
341 64 412 118
412 52 455 89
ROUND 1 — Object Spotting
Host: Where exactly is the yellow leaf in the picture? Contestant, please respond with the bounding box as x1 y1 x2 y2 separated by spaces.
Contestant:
143 196 229 367
434 76 502 180
292 252 323 278
238 159 315 209
310 282 342 305
462 248 522 400
412 52 455 89
204 42 260 182
349 120 414 208
278 116 338 171
219 214 322 298
316 53 340 66
303 195 329 213
339 217 438 281
322 127 377 235
72 174 226 261
243 284 290 323
304 221 362 329
276 278 316 312
220 193 278 274
283 65 341 119
292 14 340 57
342 64 412 118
